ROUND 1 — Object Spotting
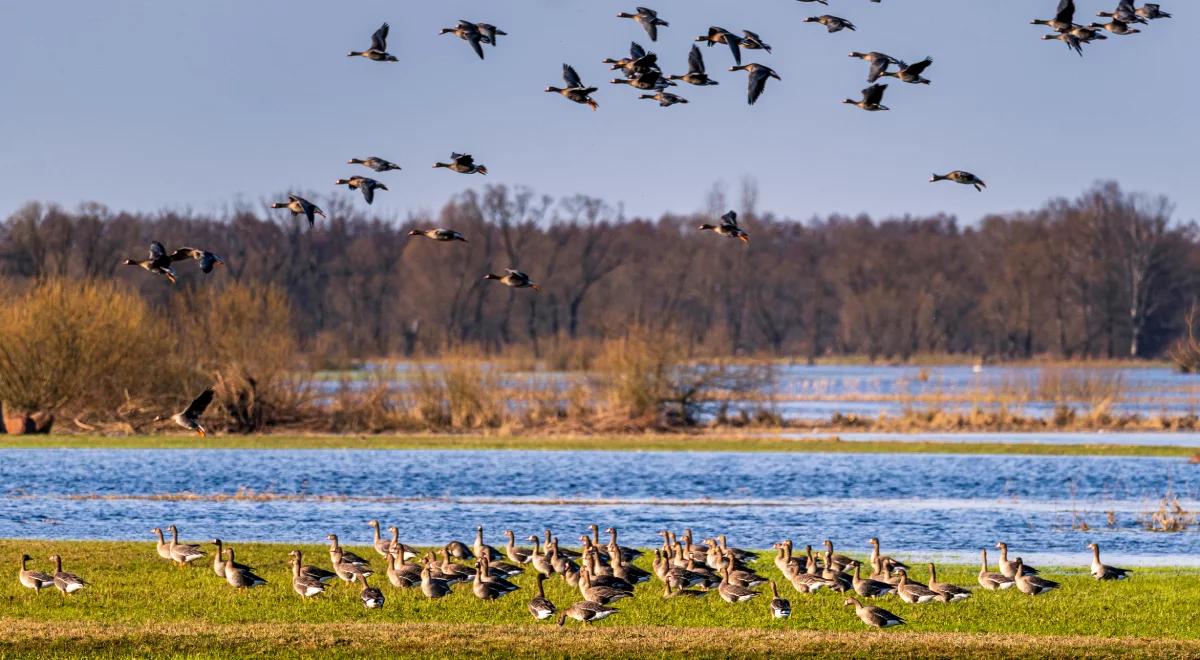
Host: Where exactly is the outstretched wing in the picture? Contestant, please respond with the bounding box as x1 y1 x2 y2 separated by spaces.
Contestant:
726 36 742 66
905 57 933 76
722 211 739 228
642 18 658 41
864 83 886 104
361 183 375 205
455 153 476 168
469 34 484 59
563 63 583 88
169 247 201 262
867 59 889 82
184 388 215 418
371 23 389 52
688 44 705 74
747 68 768 104
630 41 646 60
150 241 167 259
1054 0 1075 25
199 252 223 273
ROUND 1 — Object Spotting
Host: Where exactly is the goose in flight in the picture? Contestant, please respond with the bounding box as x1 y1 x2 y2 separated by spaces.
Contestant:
484 269 542 292
348 23 397 62
698 211 749 243
729 64 781 105
433 153 488 175
122 241 177 283
669 45 719 86
271 194 326 227
334 176 389 204
440 21 487 59
547 64 599 111
160 388 215 437
617 7 669 42
843 84 889 111
931 171 987 192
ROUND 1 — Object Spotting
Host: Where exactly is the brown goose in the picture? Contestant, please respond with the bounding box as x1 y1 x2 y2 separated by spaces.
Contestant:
995 542 1037 577
420 563 452 599
896 569 939 604
881 57 934 85
168 247 224 274
48 555 87 594
1088 543 1131 580
439 21 487 60
472 526 504 563
367 520 391 557
1032 0 1079 32
977 549 1015 590
718 566 759 603
528 573 557 620
557 600 618 625
474 23 507 47
1136 3 1171 19
334 176 388 205
617 7 668 41
729 63 780 105
852 564 895 597
409 228 468 243
325 534 370 568
579 568 632 604
698 210 749 243
845 596 905 628
805 15 856 33
472 560 509 600
348 23 398 62
931 171 986 192
289 549 336 585
386 550 421 588
165 525 205 567
546 64 599 111
210 539 253 578
433 153 488 175
927 563 971 602
18 554 54 592
867 538 909 572
640 91 688 107
158 389 214 437
694 27 742 66
289 553 326 598
669 45 719 86
122 241 177 283
484 269 541 292
769 581 791 619
270 194 326 227
1013 559 1060 595
360 575 385 609
851 52 901 82
844 84 889 111
740 30 771 53
1089 18 1142 35
223 547 267 589
385 526 418 561
348 156 401 172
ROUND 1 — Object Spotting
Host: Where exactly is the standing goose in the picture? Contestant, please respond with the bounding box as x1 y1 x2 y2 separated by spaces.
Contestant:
472 526 503 563
223 547 267 589
210 539 253 578
166 525 205 568
409 228 468 243
160 389 213 438
617 7 668 41
718 566 759 603
359 575 385 609
326 534 371 569
168 247 224 274
348 156 401 173
484 269 542 292
1013 559 1060 595
578 568 632 605
367 520 392 558
867 538 908 572
927 563 971 602
334 176 388 205
290 549 336 585
528 573 557 620
348 23 397 62
122 241 177 283
852 564 895 597
729 63 780 105
1032 0 1078 32
504 530 532 564
420 563 452 599
977 549 1015 590
289 553 326 598
557 600 618 626
271 194 326 227
439 21 487 60
695 27 742 66
740 30 772 53
527 535 554 576
330 547 372 584
385 526 418 561
18 554 55 592
471 560 509 600
433 153 488 175
698 210 749 243
845 597 905 628
805 15 856 33
844 84 890 111
1088 543 1131 580
669 45 719 86
48 555 86 594
385 551 421 588
995 542 1037 577
931 171 986 192
768 581 791 619
881 57 934 85
546 64 599 111
822 540 855 572
895 569 939 604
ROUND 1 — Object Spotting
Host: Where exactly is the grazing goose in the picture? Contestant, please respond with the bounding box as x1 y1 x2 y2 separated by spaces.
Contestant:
474 23 507 46
270 194 326 227
895 569 939 604
557 600 618 626
695 27 742 66
122 241 177 283
718 566 759 603
348 156 401 172
1032 0 1079 32
472 560 509 600
740 30 771 53
420 563 452 599
289 549 336 585
1090 18 1141 35
995 542 1037 577
931 171 986 192
881 57 934 85
844 84 889 111
445 540 474 561
669 45 719 86
48 555 86 594
1088 543 1131 580
977 549 1015 590
334 176 388 205
484 269 542 292
433 153 488 175
158 389 213 438
289 553 326 598
729 63 780 105
805 15 856 33
211 539 253 578
409 228 468 243
168 247 224 274
1013 559 1060 595
348 23 397 62
699 210 750 243
439 21 487 59
166 525 206 568
769 581 791 619
367 520 392 558
18 554 55 592
1136 3 1171 19
927 563 971 602
546 64 599 111
845 597 905 628
223 547 267 589
617 7 668 41
640 91 688 107
359 575 385 609
852 564 895 597
528 573 557 620
1097 0 1147 23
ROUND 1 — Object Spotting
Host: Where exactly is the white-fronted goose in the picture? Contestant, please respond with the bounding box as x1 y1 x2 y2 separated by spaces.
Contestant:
882 57 933 85
325 534 370 568
18 554 54 592
844 84 889 111
271 194 326 227
1136 3 1171 19
166 525 205 567
805 15 856 32
439 21 487 60
385 550 421 588
699 210 749 243
474 23 507 47
663 582 706 598
433 153 488 175
867 538 909 572
718 566 759 603
223 547 267 589
852 564 894 597
484 269 541 292
1032 0 1078 32
384 526 418 561
695 27 742 66
845 597 905 628
348 156 401 173
977 549 1015 590
610 69 671 91
330 546 371 584
211 539 253 578
420 563 451 599
557 600 618 625
122 241 177 284
1097 0 1148 24
360 575 385 608
547 64 599 111
995 542 1037 577
445 539 474 561
579 568 631 605
769 581 791 619
1013 559 1060 595
289 553 326 598
504 530 532 565
48 555 86 594
348 23 398 62
367 520 391 557
161 389 213 438
896 569 938 604
617 7 668 41
334 176 388 205
740 30 771 53
609 550 651 585
1089 18 1141 34
823 540 856 572
472 526 503 563
478 555 520 590
1088 543 1131 580
669 45 719 86
168 248 224 274
526 536 554 576
851 52 901 83
729 63 780 105
528 573 557 619
931 171 986 191
640 91 688 107
153 528 173 562
472 560 509 600
409 228 468 243
1041 30 1086 56
927 563 971 602
289 549 336 585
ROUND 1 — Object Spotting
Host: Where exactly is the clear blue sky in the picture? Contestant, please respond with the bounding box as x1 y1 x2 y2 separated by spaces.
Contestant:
0 1 1192 224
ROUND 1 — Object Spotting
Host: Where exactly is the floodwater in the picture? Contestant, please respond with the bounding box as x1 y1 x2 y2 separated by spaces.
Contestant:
3 448 1196 566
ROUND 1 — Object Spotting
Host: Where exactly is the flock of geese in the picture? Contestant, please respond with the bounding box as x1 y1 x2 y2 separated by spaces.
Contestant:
19 524 1131 629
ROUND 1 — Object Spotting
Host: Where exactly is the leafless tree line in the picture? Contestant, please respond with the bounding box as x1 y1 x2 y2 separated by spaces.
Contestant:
1 181 1192 362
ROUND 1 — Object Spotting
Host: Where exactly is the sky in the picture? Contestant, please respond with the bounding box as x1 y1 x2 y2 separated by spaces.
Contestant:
0 1 1193 225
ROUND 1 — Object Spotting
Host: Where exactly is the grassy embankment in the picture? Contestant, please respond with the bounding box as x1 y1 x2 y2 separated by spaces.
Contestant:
2 541 1198 658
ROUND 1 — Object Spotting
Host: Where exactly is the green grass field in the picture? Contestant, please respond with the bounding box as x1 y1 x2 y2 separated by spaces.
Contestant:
3 540 1197 658
0 433 1194 457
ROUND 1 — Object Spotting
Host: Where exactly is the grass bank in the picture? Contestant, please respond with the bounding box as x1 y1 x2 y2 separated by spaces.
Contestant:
2 541 1198 658
0 433 1195 457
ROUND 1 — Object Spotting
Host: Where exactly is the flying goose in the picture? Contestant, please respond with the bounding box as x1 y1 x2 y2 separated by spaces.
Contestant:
640 90 688 107
1041 30 1086 55
360 575 385 608
699 210 750 243
881 57 934 84
1097 0 1148 23
547 64 599 111
1032 0 1079 32
729 63 781 105
484 269 541 292
610 69 670 91
927 563 971 602
557 600 618 625
845 597 905 628
931 170 986 191
844 84 889 111
805 15 856 33
48 555 87 594
409 228 468 243
528 573 557 620
439 21 487 59
1089 18 1142 34
669 45 719 86
271 194 326 227
18 554 55 592
995 542 1037 577
289 553 326 598
223 547 267 589
1088 543 1131 580
695 27 742 66
1136 3 1171 19
122 241 177 283
740 30 772 53
1013 559 1060 595
165 525 206 567
852 52 902 82
474 23 507 46
977 549 1015 590
348 156 401 172
211 539 253 578
433 153 488 175
159 388 214 437
289 549 336 585
348 23 397 62
165 247 224 274
605 42 660 78
769 581 791 619
617 7 668 41
334 176 388 205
